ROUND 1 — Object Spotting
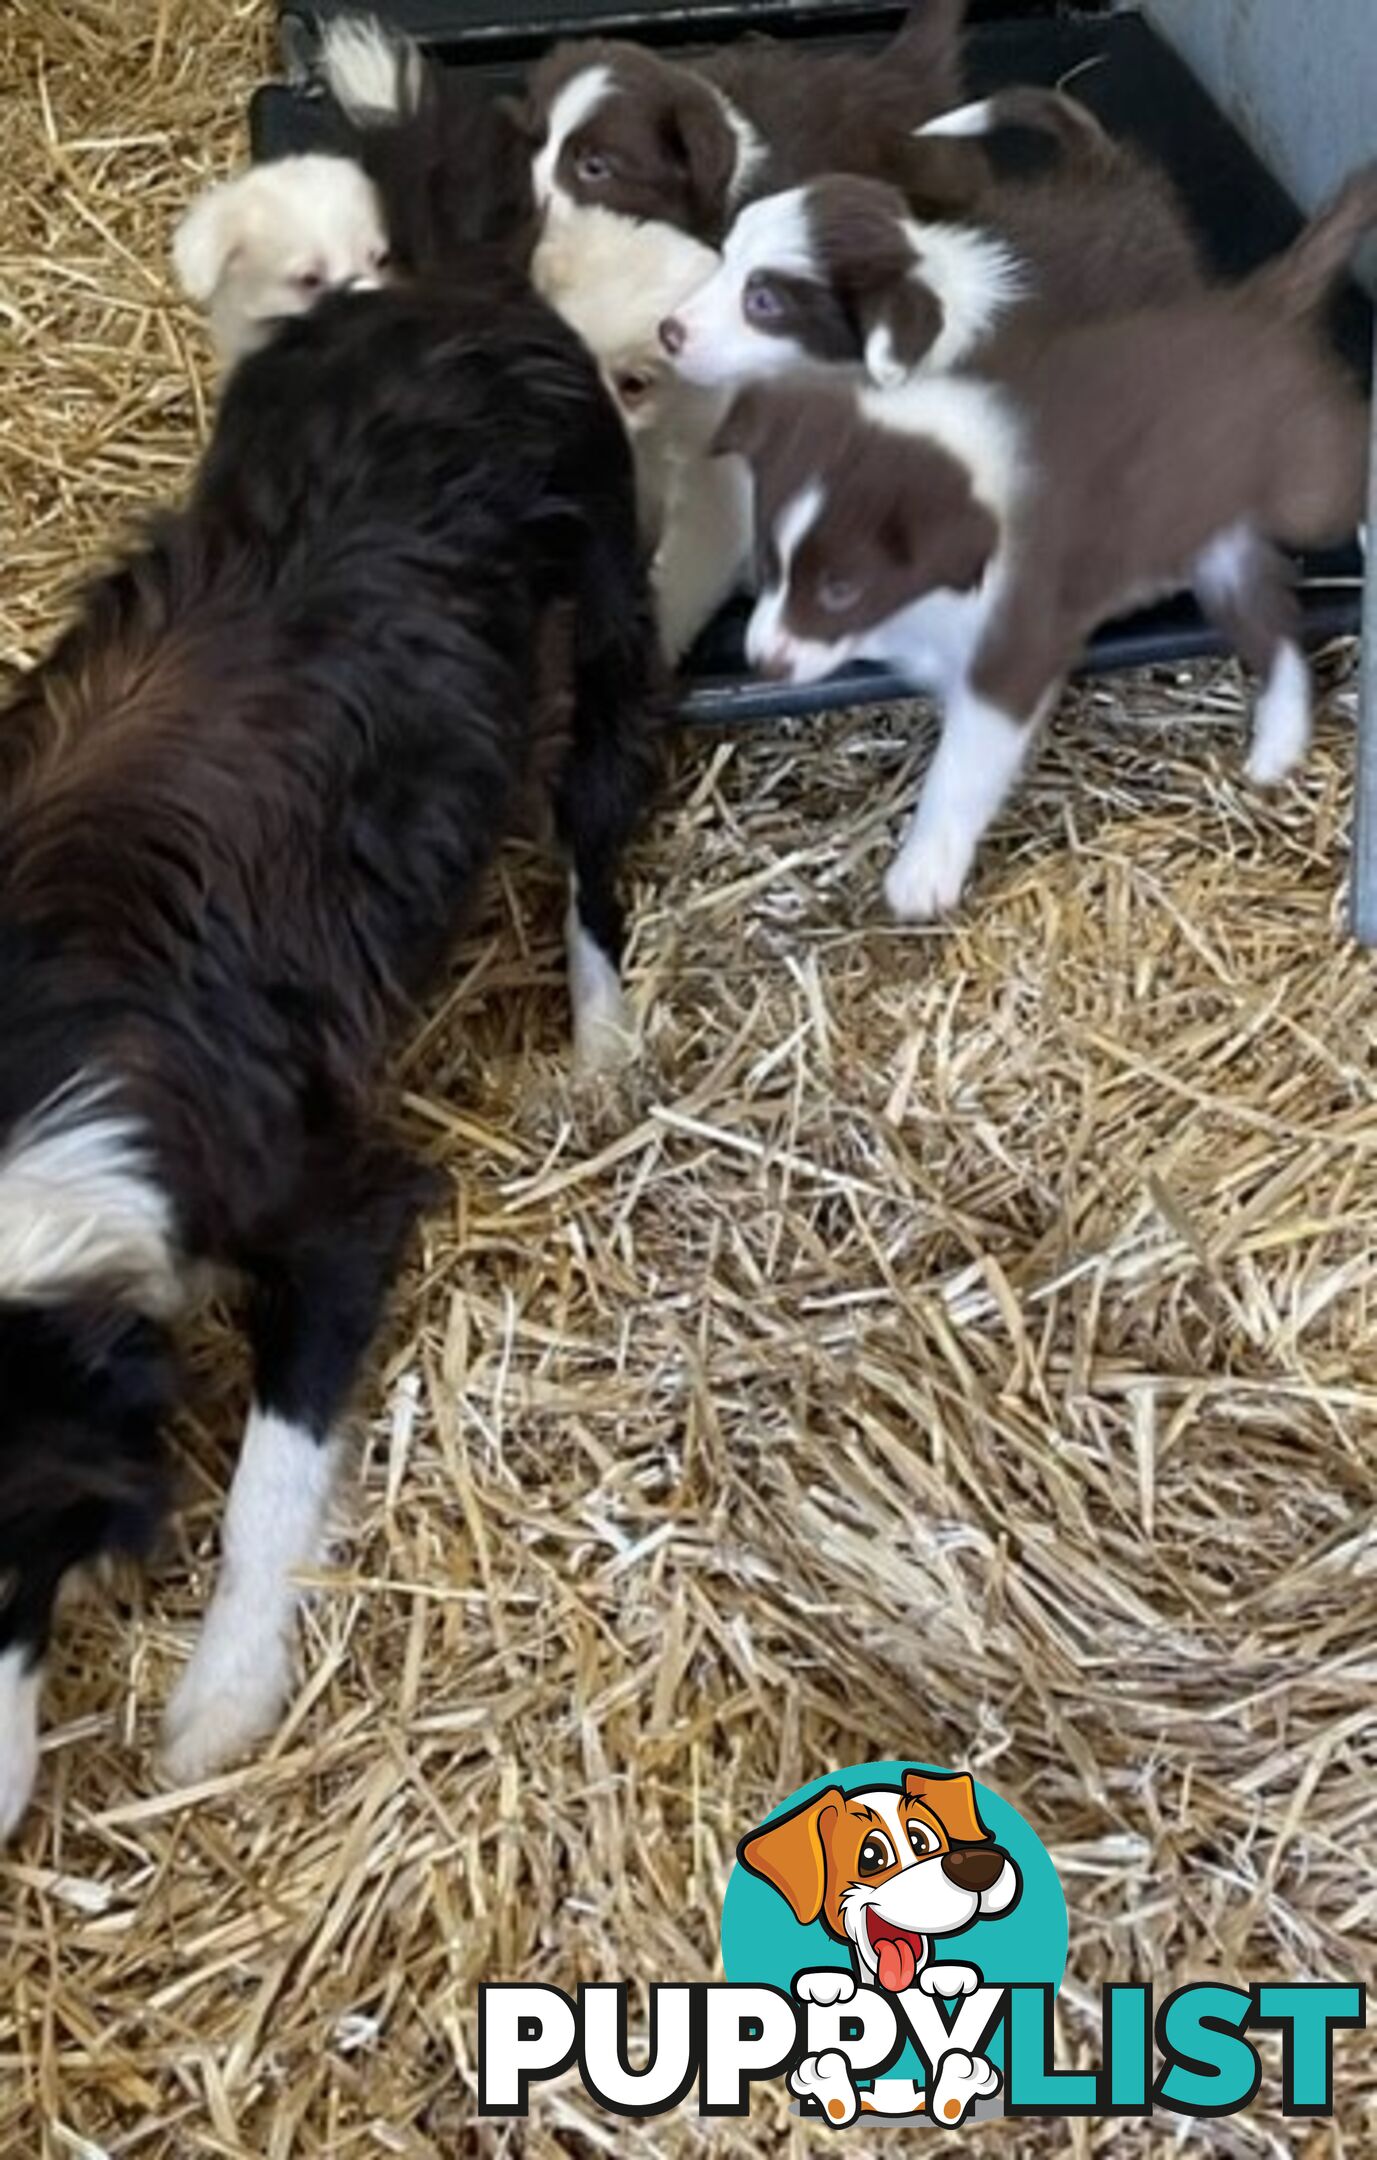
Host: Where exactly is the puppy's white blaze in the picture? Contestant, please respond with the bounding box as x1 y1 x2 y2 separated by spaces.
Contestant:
319 13 423 118
671 189 813 383
858 375 1025 527
532 65 614 208
748 479 822 667
1246 640 1312 785
0 1073 177 1311
929 2048 1001 2126
161 1409 341 1783
898 222 1027 376
565 888 632 1074
885 686 1036 921
915 97 999 139
725 187 815 279
0 1648 43 1841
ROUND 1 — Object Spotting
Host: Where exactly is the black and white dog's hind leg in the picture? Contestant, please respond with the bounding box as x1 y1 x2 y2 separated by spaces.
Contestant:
0 1305 174 1835
1192 526 1311 786
160 1136 437 1783
554 507 666 1074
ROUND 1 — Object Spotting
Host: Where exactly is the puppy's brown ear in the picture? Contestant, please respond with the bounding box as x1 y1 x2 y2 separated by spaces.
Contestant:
495 90 539 144
740 1787 846 1926
905 1769 991 1844
882 482 997 595
711 384 769 463
856 276 945 386
668 82 738 242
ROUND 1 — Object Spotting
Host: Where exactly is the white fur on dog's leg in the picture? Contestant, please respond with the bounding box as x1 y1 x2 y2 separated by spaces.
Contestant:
0 1647 42 1839
929 2049 1001 2128
1245 640 1311 786
566 888 632 1075
789 2050 860 2126
161 1410 339 1784
885 686 1038 920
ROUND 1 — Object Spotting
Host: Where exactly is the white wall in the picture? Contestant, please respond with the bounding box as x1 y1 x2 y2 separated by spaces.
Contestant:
1144 0 1375 214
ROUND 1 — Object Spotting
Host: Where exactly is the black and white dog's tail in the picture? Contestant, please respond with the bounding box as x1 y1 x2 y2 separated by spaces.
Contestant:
919 85 1113 168
317 11 426 122
317 11 536 263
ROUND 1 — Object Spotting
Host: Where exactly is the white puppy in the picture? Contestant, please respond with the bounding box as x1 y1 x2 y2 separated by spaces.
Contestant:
173 155 389 367
531 203 754 664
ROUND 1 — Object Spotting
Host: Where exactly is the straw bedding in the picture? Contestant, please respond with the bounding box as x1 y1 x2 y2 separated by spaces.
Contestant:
1 5 1374 2155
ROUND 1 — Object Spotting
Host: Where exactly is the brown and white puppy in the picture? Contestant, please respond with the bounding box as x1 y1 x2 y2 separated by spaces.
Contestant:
662 93 1203 389
172 155 389 366
517 0 970 246
721 169 1375 919
531 204 753 661
742 1769 1018 2125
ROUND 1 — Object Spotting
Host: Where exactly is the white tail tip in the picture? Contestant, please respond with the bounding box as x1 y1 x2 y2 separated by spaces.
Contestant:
319 13 424 121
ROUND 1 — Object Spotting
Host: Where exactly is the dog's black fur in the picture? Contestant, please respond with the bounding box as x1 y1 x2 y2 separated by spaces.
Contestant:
0 269 661 1727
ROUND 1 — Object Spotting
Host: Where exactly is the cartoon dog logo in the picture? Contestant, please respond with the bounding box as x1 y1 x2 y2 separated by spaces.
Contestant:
740 1768 1022 2126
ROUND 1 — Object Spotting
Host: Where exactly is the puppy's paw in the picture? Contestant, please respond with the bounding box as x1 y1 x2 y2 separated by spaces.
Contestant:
160 1644 290 1785
929 2048 1001 2128
1244 644 1311 787
920 1962 982 2000
566 913 636 1077
884 833 969 921
789 2050 860 2127
794 1968 858 2008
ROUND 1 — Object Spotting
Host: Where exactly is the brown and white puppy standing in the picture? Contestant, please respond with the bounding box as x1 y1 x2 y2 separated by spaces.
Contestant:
720 169 1376 919
661 91 1204 388
517 0 971 245
173 154 390 366
531 205 753 663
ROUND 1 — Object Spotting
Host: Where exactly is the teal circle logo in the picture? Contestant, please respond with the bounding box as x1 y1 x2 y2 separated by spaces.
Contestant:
721 1761 1066 2110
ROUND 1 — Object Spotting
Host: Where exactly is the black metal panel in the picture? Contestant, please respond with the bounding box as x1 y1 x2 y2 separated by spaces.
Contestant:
250 8 1368 722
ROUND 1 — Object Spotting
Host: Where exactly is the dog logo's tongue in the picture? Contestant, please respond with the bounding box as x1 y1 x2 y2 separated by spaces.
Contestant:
877 1936 917 1992
867 1913 925 1993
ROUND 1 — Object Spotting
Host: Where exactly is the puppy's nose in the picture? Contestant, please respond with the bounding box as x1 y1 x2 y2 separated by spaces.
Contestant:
941 1846 1005 1893
659 316 686 357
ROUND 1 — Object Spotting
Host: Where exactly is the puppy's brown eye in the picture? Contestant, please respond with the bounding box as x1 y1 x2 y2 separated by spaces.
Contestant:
575 148 614 185
907 1820 941 1858
293 269 325 295
744 274 784 324
818 573 860 615
858 1832 895 1875
615 370 654 407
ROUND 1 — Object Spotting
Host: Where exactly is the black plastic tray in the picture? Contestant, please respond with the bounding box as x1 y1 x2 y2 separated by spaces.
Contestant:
253 6 1367 725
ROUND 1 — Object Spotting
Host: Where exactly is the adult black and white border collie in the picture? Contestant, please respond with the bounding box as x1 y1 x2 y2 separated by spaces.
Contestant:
0 265 661 1834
